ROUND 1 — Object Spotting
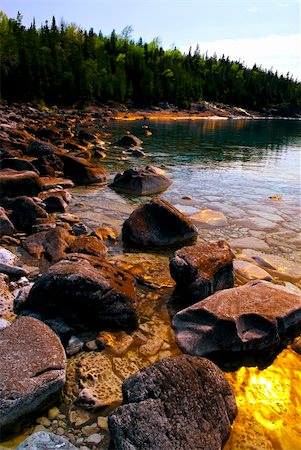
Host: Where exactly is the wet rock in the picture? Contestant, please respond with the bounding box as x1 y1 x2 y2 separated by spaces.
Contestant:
189 209 228 228
115 134 143 148
96 331 133 355
234 259 273 283
18 254 138 330
60 155 106 185
172 281 301 358
110 166 172 195
67 235 107 258
39 177 74 190
122 198 198 248
16 431 76 450
0 317 66 434
0 168 42 198
230 236 269 251
108 355 237 450
78 129 97 142
0 207 15 236
10 196 48 232
170 240 234 305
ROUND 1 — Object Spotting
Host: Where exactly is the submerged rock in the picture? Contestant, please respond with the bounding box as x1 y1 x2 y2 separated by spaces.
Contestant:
170 240 234 306
110 166 172 195
115 134 143 148
122 198 198 248
0 317 66 434
16 431 76 450
108 355 237 450
189 209 228 228
172 281 301 358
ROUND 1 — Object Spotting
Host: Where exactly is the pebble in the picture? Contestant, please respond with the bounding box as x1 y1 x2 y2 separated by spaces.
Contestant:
36 416 51 427
82 423 99 437
48 406 60 420
85 433 104 446
56 427 65 435
97 416 109 432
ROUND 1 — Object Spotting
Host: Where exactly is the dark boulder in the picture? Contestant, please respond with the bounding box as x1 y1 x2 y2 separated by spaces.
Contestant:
27 140 54 157
0 317 66 435
0 158 39 174
43 193 69 213
172 281 301 359
115 134 143 148
60 154 106 185
0 169 42 198
32 153 64 177
0 207 15 236
17 253 138 331
122 198 198 248
110 166 172 195
10 196 48 233
170 240 234 306
108 355 237 450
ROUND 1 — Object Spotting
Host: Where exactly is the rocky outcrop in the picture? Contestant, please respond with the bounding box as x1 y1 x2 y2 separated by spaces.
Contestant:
108 355 237 450
16 431 76 450
0 317 66 434
0 169 42 198
60 154 106 185
170 240 234 306
122 198 198 248
172 281 301 358
110 166 172 195
115 134 143 148
16 254 138 331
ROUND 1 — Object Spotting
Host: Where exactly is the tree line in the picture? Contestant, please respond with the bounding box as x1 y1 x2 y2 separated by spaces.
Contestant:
1 11 300 112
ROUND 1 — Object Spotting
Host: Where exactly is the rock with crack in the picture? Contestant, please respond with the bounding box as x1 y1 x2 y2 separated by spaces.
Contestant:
0 316 66 435
110 166 172 195
172 281 301 358
16 253 138 331
108 355 237 450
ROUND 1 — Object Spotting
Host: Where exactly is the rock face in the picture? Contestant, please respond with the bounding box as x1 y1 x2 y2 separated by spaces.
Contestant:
0 317 66 433
170 240 234 305
17 254 138 331
122 198 198 248
16 431 77 450
60 154 106 185
0 168 42 198
172 281 301 358
110 167 172 195
108 355 237 450
115 134 143 148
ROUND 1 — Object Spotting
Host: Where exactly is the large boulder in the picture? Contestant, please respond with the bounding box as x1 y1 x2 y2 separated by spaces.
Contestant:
108 355 237 450
172 281 301 358
0 316 66 434
17 254 138 331
115 134 143 148
60 154 106 185
170 240 234 306
122 198 198 248
110 166 172 195
0 169 42 198
10 196 48 233
16 431 76 450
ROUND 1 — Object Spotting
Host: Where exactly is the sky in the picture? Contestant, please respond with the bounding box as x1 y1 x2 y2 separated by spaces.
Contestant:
1 0 300 79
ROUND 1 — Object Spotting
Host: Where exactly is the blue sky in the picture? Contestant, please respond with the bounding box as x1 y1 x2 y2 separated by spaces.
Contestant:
2 0 300 78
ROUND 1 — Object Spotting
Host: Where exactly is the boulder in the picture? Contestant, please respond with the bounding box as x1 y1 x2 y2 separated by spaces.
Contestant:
122 198 198 248
43 193 69 213
170 240 234 305
115 134 143 148
0 317 66 434
16 431 76 450
172 281 301 358
27 140 55 157
67 235 107 258
10 196 48 232
60 155 106 185
110 166 172 195
0 207 15 236
108 355 237 450
0 157 39 174
17 254 138 331
0 169 42 198
32 153 64 177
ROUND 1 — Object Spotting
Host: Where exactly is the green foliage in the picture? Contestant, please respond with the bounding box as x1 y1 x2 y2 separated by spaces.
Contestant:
1 11 300 111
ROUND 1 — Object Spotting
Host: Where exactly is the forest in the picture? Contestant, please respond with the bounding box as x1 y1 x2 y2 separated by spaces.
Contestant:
1 11 300 112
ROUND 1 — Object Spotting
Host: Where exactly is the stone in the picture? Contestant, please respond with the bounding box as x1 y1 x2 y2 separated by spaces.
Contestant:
115 134 143 148
292 336 301 355
33 153 64 177
18 254 138 331
67 235 107 258
236 216 277 231
60 154 106 185
233 259 273 283
172 281 301 358
110 166 172 195
22 227 75 262
122 198 198 248
36 416 51 427
27 140 55 157
16 431 76 449
0 168 42 198
0 247 17 265
230 236 269 251
0 207 16 236
82 423 99 437
0 317 66 433
108 355 237 450
85 433 103 445
189 209 228 228
39 177 74 190
96 331 133 355
0 262 28 279
43 194 68 213
10 196 48 232
170 240 234 305
47 406 60 420
66 335 84 356
0 157 39 174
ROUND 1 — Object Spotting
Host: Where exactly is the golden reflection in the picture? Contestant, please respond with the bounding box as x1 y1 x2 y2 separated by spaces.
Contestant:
225 348 301 450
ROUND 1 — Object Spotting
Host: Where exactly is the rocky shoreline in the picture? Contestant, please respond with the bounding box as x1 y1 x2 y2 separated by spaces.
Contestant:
0 103 300 449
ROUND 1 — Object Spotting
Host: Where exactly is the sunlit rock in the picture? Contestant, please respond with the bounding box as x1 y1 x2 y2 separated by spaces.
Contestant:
189 209 228 228
234 259 273 283
230 236 270 251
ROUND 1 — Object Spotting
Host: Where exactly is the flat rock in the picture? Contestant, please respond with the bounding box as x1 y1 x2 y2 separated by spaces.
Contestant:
0 317 66 433
233 259 273 283
170 240 234 305
122 198 198 248
17 253 138 331
110 166 172 195
173 281 301 358
0 168 42 198
236 216 277 231
16 431 76 450
108 355 237 450
40 177 75 190
189 209 228 228
230 237 269 251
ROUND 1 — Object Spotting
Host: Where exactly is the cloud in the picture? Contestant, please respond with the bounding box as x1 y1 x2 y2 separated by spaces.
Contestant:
180 34 301 80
